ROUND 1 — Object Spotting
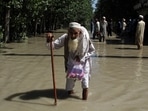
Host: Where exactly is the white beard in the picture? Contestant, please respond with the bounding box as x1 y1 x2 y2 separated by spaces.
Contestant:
68 38 78 52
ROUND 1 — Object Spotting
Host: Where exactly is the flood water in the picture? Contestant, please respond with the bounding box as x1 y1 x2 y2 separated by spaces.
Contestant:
0 35 148 111
90 41 148 111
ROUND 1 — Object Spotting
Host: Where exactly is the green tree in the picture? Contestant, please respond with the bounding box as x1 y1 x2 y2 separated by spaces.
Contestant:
94 0 138 21
0 0 93 42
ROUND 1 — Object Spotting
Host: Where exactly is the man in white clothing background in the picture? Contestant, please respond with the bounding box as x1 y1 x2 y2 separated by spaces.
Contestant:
93 18 100 40
135 15 145 50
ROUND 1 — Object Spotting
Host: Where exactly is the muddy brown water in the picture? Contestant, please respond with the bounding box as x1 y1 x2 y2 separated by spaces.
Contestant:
0 33 148 111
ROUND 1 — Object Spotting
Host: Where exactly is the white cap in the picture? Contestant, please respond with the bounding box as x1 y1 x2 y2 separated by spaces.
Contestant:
122 18 126 22
139 15 144 19
69 22 81 29
103 16 106 19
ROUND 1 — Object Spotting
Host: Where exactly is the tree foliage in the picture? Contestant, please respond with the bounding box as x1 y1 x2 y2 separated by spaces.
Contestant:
0 0 93 42
94 0 139 21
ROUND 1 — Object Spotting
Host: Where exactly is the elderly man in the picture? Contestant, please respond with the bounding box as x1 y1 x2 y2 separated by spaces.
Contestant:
135 15 145 50
46 22 95 100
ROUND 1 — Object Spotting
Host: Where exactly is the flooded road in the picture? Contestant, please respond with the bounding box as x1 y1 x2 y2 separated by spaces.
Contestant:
91 41 148 111
0 34 148 111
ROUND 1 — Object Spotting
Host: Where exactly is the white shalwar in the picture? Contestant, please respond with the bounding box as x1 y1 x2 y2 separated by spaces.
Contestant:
47 26 95 91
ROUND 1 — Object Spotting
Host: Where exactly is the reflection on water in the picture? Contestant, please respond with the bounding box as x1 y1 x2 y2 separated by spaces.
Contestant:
135 50 143 83
81 106 88 111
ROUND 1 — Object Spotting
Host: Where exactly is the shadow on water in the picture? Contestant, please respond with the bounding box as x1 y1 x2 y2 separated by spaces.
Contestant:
92 55 148 59
115 47 137 50
91 37 132 45
0 50 7 53
4 88 80 106
106 39 121 44
3 53 148 59
3 53 64 57
0 46 13 49
0 46 13 53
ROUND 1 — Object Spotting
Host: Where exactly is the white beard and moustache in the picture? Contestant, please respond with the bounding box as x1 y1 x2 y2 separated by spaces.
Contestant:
68 38 79 53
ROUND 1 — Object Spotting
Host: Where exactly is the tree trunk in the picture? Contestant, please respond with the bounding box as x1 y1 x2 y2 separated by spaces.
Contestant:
4 8 10 43
34 20 37 36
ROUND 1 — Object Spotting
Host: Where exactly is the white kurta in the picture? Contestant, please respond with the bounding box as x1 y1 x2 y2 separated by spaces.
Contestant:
135 20 145 48
47 26 95 90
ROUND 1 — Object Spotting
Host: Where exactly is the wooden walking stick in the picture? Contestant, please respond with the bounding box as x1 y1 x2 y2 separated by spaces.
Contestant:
48 32 57 105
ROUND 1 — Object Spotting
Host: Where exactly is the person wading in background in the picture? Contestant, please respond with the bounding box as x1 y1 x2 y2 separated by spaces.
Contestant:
135 15 145 50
